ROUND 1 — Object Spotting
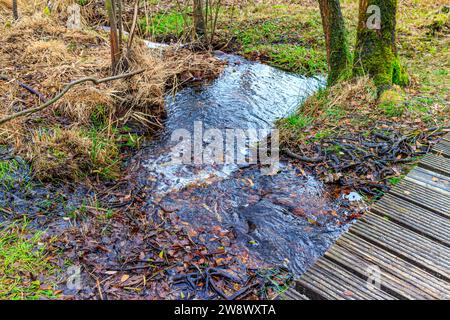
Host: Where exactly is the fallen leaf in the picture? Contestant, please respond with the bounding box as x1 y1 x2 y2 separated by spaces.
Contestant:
343 290 353 297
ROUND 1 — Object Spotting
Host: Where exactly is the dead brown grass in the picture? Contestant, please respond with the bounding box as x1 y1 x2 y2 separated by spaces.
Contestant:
0 8 225 181
27 128 94 181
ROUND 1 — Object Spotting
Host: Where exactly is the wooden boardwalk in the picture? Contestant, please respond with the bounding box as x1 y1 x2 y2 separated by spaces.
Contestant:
278 133 450 300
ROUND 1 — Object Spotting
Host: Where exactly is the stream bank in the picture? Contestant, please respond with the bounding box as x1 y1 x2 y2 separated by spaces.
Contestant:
1 49 360 299
53 51 363 299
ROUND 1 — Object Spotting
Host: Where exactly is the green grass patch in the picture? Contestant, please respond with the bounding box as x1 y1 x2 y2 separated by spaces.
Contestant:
227 10 325 74
324 106 346 120
85 129 120 181
254 44 327 75
312 129 334 141
388 176 404 185
139 11 189 38
0 159 19 190
0 220 59 300
378 89 406 117
284 114 313 129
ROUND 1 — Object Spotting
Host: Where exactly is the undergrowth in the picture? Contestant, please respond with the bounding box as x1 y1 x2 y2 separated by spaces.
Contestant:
0 219 59 300
0 6 225 182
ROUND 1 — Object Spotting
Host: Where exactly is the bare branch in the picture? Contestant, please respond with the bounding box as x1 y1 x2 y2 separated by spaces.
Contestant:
0 69 145 126
127 0 140 51
12 0 18 20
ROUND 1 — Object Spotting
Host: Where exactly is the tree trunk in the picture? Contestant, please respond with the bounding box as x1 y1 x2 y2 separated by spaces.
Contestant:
117 0 123 49
106 0 121 75
193 0 206 38
12 0 18 20
353 0 408 91
318 0 351 85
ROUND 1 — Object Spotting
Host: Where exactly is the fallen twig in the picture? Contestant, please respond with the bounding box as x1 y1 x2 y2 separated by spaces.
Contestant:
283 148 325 163
0 75 47 102
0 69 145 126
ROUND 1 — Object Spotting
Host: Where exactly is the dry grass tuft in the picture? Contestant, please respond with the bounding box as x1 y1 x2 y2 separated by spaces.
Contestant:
300 77 378 118
27 128 93 181
0 8 225 181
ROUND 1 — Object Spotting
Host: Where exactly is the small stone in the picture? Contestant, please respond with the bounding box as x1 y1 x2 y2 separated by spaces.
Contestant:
346 192 363 202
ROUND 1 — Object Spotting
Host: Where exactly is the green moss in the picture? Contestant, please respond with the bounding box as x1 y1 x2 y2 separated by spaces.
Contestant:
312 129 334 141
378 88 406 117
427 13 449 34
392 57 409 86
353 0 409 90
354 46 409 89
388 176 405 185
324 0 353 85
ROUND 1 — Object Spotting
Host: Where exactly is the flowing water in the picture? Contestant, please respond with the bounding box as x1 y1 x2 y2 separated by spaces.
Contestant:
0 47 357 301
0 52 353 278
129 53 352 276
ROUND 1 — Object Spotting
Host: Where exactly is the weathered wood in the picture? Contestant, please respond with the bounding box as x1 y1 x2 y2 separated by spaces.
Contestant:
350 212 450 280
372 193 450 246
444 132 450 142
432 140 450 158
390 179 450 218
294 135 450 300
275 287 310 300
326 240 438 299
297 258 396 300
420 153 450 177
406 167 450 196
331 233 449 299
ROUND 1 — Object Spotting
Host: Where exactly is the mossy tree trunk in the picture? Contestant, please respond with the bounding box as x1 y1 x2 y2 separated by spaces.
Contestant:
318 0 352 85
12 0 18 20
353 0 408 91
193 0 206 38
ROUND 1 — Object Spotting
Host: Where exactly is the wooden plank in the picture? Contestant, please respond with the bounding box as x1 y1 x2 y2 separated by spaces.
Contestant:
432 140 450 158
389 179 450 218
444 132 450 142
350 212 450 280
406 167 450 196
372 193 450 246
297 258 396 300
327 233 449 299
295 139 450 300
326 243 435 299
275 288 309 300
419 153 450 177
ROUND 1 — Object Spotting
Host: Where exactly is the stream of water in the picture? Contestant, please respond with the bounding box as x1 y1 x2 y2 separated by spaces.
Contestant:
129 53 352 276
0 51 353 278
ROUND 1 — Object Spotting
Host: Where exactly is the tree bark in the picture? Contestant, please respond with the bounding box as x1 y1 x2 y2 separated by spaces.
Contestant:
318 0 351 85
193 0 206 38
106 0 121 75
353 0 408 91
12 0 18 20
127 0 140 51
